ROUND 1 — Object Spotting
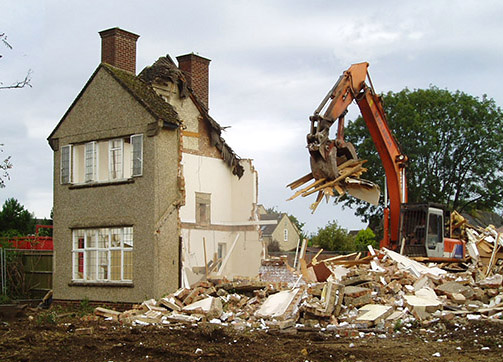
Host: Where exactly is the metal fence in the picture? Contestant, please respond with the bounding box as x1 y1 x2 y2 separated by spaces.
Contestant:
0 248 53 300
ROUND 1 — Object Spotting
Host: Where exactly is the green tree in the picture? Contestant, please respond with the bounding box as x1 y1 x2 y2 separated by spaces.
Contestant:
354 228 377 252
310 221 354 252
344 86 503 230
0 198 36 237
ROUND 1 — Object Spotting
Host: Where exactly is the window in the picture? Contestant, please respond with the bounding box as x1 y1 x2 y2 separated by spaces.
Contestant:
72 227 133 282
131 134 143 176
284 228 288 241
61 134 143 185
61 145 72 184
109 139 123 180
196 192 211 225
85 141 97 182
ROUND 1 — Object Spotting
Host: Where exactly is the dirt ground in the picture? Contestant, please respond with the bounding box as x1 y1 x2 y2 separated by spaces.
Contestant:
1 308 503 362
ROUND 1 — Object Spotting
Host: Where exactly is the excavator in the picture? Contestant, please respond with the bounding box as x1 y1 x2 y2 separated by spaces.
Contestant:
291 62 465 261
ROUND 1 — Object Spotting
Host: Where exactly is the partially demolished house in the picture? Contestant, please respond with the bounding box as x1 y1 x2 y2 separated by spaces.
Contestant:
48 28 262 303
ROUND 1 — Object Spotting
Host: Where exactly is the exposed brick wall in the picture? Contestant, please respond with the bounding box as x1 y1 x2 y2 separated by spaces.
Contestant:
176 54 211 109
99 28 140 74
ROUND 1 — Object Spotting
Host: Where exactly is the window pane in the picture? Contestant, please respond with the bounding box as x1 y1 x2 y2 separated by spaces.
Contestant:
74 229 84 249
85 142 96 182
86 250 97 280
110 228 121 248
86 229 97 248
124 227 133 248
131 134 143 176
109 139 123 179
110 250 121 280
123 251 133 280
98 228 109 248
73 252 84 280
98 251 109 279
61 145 72 184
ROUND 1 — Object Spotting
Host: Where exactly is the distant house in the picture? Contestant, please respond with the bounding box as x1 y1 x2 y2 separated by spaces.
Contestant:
258 205 300 252
48 28 262 303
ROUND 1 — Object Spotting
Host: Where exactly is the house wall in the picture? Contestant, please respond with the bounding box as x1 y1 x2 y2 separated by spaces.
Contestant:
179 153 262 281
51 68 180 302
271 214 300 252
152 80 262 283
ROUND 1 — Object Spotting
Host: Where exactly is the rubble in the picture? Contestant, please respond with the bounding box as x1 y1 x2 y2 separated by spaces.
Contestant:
93 222 503 334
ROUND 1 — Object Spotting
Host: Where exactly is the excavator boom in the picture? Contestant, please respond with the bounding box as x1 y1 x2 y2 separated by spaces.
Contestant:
306 62 407 248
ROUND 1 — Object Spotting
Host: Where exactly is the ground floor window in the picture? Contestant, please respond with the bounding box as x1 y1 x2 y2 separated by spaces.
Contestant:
72 227 133 282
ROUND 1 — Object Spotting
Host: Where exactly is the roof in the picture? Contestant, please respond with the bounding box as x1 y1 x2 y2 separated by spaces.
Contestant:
48 63 180 142
139 56 244 178
259 213 283 236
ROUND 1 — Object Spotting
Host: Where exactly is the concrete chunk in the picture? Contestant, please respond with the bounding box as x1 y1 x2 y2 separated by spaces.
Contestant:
182 296 223 319
255 288 302 320
436 281 474 299
356 304 393 325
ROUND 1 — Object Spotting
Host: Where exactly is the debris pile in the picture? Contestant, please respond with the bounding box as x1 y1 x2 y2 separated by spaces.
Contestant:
94 243 503 333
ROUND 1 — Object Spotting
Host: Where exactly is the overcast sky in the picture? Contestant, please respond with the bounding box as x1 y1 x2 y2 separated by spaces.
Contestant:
2 0 503 234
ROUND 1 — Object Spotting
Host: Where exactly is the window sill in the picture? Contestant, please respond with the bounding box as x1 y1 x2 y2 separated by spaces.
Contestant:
68 178 135 189
69 281 134 288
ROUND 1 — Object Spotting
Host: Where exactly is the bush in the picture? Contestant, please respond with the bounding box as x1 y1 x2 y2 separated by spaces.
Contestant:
310 221 354 252
354 228 377 252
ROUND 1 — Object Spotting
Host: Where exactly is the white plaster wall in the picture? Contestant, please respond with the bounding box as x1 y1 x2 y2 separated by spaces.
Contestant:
180 153 235 223
181 228 261 280
231 159 258 221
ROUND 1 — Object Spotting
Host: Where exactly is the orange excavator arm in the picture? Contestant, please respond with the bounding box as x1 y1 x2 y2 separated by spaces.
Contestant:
307 62 407 248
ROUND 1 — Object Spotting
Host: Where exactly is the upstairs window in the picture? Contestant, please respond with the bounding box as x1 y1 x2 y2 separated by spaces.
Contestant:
284 228 288 241
60 134 144 185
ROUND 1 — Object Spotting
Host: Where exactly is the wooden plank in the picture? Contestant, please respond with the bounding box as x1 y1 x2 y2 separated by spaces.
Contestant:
181 130 200 138
302 164 364 197
287 178 326 201
311 248 324 265
309 191 324 213
287 173 314 190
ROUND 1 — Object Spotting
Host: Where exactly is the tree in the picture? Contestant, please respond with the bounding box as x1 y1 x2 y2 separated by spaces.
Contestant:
0 198 36 237
354 228 377 252
0 144 12 188
310 221 354 252
0 32 32 90
343 86 503 230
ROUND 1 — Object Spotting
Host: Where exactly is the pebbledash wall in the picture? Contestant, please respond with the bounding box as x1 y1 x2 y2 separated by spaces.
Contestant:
50 66 181 302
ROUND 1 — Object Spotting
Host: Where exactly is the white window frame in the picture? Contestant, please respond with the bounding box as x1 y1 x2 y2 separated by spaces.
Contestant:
130 134 143 177
84 141 97 182
109 138 124 180
60 144 72 184
284 228 288 242
72 226 133 283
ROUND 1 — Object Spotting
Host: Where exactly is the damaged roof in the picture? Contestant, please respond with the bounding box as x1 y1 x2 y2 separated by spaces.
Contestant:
139 55 244 178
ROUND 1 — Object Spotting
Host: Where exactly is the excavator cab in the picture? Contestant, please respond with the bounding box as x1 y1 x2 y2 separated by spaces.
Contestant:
399 203 464 259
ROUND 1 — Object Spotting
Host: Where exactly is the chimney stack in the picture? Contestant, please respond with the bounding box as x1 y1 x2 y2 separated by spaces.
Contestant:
176 53 211 109
99 27 140 74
